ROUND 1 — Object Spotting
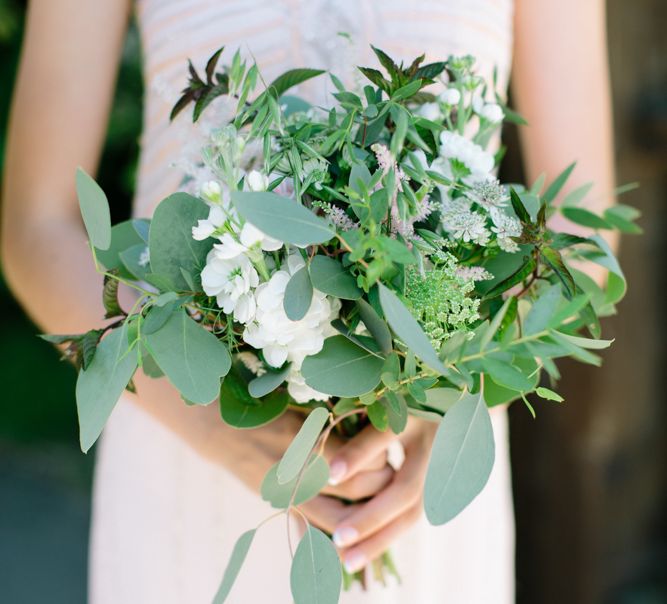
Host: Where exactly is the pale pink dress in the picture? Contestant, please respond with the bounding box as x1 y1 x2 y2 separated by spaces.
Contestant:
90 1 516 602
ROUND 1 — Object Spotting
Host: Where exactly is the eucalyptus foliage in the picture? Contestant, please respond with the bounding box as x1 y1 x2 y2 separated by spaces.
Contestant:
45 46 639 602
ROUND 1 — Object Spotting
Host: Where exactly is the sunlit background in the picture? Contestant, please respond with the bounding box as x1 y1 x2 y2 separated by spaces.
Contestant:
1 1 665 602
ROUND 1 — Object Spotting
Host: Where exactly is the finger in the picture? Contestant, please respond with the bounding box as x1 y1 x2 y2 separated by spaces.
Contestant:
323 436 387 472
330 441 426 548
300 496 359 534
328 424 397 485
340 502 422 573
321 465 395 501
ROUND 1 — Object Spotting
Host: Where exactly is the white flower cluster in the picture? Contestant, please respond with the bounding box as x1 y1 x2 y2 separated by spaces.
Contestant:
242 255 341 403
440 179 522 252
194 171 282 323
192 178 341 403
439 131 495 183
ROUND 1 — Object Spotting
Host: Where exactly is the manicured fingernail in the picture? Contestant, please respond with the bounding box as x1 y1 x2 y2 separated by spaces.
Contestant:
344 552 366 574
328 460 347 485
332 527 358 548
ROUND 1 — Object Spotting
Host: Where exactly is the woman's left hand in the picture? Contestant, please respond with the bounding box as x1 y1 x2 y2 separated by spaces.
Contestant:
321 417 438 574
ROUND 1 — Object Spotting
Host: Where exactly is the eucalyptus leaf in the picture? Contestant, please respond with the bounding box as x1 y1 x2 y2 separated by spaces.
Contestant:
356 299 392 353
284 267 313 321
277 407 329 484
95 220 145 278
301 336 384 398
149 193 211 291
309 256 362 300
231 191 334 246
424 390 495 525
144 310 231 404
76 324 137 452
378 284 449 375
291 526 342 604
220 368 289 428
212 529 256 604
261 455 329 508
248 365 291 398
76 167 111 250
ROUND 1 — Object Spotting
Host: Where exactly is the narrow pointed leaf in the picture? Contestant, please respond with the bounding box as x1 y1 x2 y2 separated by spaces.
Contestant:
543 162 576 203
356 298 392 353
277 407 329 484
76 167 111 250
212 529 255 604
378 284 449 375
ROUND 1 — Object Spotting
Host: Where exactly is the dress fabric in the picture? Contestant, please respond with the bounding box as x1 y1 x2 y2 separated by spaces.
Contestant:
90 1 516 602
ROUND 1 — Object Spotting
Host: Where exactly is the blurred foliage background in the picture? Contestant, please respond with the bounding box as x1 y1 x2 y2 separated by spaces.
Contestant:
0 1 665 602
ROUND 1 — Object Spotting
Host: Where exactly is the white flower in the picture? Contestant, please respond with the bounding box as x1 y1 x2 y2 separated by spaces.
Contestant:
211 222 282 259
286 366 329 403
480 103 504 123
201 250 259 322
192 204 226 241
490 210 522 253
246 170 269 192
455 266 493 281
438 88 461 106
442 208 490 245
242 256 341 402
418 102 443 122
439 131 495 183
200 180 222 203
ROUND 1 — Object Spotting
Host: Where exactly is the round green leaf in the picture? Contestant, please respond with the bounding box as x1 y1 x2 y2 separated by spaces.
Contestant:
76 167 111 250
76 323 138 452
220 369 289 428
309 255 362 300
424 390 495 525
148 193 211 291
231 191 334 246
284 267 313 321
261 455 329 508
290 526 342 604
95 220 145 278
301 336 384 398
144 310 231 404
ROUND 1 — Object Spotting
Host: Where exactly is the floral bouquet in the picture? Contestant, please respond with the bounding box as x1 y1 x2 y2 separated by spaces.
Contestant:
44 47 639 603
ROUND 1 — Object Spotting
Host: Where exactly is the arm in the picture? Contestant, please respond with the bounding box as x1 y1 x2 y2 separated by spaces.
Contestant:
1 3 386 511
328 0 619 569
512 0 619 269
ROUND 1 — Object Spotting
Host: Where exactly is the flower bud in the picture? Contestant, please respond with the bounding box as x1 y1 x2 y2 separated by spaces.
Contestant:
438 88 461 106
200 180 222 202
480 103 504 123
246 170 269 192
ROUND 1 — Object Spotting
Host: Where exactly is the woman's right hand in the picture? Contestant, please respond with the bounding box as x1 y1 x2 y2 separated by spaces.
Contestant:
127 370 394 524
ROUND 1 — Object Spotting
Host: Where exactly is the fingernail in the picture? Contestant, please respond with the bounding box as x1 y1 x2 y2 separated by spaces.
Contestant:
344 552 367 574
328 460 347 485
332 526 358 548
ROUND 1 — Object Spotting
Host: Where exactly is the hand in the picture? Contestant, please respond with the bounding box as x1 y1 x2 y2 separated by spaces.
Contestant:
301 417 437 573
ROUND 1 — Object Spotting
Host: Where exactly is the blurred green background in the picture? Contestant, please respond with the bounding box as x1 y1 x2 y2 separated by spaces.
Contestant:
0 1 665 603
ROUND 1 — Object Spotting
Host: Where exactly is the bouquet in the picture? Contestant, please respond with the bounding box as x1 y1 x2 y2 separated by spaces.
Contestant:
44 46 639 603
